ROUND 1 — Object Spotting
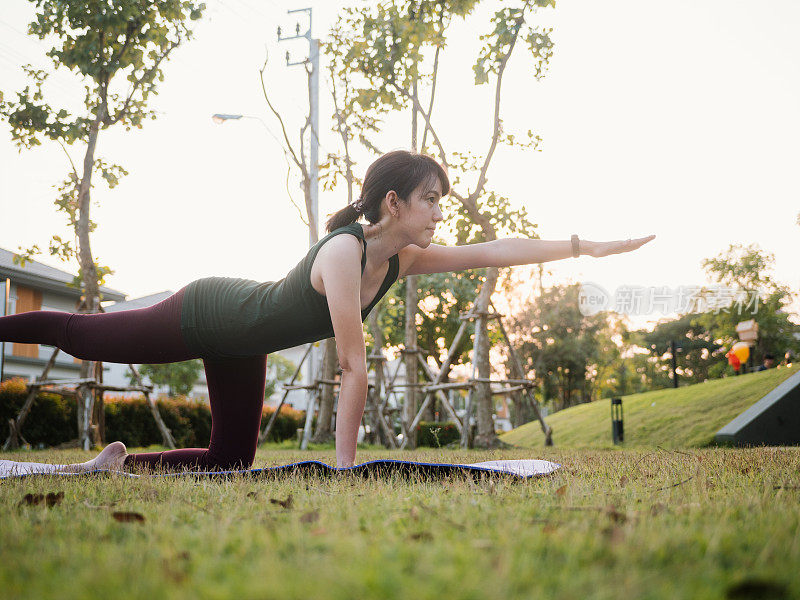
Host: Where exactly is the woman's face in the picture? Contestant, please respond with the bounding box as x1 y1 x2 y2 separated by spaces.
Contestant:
394 176 444 247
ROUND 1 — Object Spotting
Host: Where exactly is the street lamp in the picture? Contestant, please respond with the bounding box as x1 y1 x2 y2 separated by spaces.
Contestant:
211 113 243 124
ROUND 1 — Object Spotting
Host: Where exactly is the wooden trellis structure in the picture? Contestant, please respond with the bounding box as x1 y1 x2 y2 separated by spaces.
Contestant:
2 347 176 452
260 298 553 450
395 300 552 448
259 345 398 449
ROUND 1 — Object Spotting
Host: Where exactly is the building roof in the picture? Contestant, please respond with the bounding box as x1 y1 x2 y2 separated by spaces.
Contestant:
0 247 126 302
103 291 174 312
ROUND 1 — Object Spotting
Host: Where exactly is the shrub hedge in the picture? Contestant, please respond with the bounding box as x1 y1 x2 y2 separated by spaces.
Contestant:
0 378 76 447
0 378 305 448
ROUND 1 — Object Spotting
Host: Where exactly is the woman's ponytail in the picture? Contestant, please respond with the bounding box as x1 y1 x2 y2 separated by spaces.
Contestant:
325 199 362 232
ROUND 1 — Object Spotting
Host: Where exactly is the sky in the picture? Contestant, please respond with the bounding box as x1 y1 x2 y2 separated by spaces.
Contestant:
1 0 798 331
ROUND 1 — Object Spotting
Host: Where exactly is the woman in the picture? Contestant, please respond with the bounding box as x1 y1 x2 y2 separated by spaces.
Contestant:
0 150 654 472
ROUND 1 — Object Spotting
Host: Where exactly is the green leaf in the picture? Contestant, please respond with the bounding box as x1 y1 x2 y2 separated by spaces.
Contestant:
472 61 489 85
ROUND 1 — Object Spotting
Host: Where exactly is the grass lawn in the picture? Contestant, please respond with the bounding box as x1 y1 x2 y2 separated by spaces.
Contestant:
501 364 800 449
1 445 798 599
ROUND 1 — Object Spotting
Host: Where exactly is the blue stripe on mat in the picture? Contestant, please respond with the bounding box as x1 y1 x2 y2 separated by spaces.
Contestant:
0 459 561 480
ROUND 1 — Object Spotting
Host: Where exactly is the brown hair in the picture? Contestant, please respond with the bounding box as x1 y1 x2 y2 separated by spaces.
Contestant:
325 150 450 233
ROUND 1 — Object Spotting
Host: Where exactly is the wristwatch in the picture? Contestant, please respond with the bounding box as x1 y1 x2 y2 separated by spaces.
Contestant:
571 234 580 258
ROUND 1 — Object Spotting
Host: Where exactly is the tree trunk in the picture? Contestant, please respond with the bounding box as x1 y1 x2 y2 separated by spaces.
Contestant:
401 77 422 448
403 276 419 448
507 350 533 427
420 349 436 422
472 266 502 448
93 359 105 445
312 338 337 443
75 103 107 450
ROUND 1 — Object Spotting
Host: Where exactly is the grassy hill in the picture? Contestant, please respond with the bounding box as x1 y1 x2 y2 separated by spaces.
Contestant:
501 363 800 449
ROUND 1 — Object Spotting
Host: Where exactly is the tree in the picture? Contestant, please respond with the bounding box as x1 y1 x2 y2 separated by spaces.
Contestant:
0 0 205 448
378 268 486 400
264 354 298 400
629 313 723 388
129 360 202 398
696 243 800 369
508 283 610 412
587 316 640 401
326 0 554 447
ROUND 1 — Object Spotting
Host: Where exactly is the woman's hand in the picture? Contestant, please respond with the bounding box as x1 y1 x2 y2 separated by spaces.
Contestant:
585 235 656 258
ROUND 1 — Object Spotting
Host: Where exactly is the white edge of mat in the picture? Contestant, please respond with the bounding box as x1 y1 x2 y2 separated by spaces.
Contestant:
1 458 561 479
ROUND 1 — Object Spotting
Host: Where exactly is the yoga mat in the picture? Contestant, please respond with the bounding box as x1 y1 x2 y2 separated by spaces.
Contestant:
0 458 560 480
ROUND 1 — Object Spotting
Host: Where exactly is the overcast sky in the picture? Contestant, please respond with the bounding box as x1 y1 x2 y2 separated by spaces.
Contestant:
1 0 798 330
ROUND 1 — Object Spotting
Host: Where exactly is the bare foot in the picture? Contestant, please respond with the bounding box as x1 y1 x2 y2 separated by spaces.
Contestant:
91 441 128 471
59 441 128 473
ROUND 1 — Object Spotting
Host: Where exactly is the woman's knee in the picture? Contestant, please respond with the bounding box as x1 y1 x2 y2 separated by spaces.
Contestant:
208 449 256 471
59 314 93 360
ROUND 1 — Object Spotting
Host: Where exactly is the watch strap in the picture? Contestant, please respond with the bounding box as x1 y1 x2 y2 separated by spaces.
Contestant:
571 234 580 258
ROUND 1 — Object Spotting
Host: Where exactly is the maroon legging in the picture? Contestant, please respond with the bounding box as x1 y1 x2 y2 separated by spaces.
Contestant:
0 287 268 472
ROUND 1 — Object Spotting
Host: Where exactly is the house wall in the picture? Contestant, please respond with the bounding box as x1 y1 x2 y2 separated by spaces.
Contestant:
1 281 84 382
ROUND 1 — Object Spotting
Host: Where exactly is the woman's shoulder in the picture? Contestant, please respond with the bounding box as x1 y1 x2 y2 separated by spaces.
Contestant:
325 222 364 241
314 223 365 257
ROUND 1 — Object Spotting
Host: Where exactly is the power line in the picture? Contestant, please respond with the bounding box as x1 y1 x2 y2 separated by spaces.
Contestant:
0 18 30 38
0 40 34 64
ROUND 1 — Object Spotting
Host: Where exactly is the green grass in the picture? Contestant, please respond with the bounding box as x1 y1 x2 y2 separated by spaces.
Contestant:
501 364 800 449
1 446 799 599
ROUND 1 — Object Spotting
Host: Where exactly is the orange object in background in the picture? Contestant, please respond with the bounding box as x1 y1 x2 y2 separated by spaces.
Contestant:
727 350 741 371
732 342 750 364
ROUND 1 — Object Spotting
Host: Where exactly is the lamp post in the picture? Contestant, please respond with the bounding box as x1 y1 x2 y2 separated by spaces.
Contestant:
611 397 624 444
670 340 678 388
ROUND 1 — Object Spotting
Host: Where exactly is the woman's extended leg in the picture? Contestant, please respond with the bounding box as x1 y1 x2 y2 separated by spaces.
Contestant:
2 287 267 473
123 354 268 472
0 287 196 364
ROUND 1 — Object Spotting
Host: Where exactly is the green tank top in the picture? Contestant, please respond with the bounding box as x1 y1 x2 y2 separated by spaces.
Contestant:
180 222 400 359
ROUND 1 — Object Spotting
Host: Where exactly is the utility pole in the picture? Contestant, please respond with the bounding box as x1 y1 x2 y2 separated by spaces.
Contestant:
278 8 321 450
278 8 319 248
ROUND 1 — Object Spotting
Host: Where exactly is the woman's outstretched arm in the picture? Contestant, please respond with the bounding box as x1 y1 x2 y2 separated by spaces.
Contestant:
490 235 657 264
402 235 656 276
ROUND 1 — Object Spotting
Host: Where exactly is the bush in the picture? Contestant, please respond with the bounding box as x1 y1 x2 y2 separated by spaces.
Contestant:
416 421 461 447
0 378 77 446
260 404 306 443
104 395 212 448
0 378 305 448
